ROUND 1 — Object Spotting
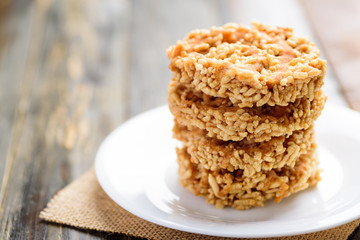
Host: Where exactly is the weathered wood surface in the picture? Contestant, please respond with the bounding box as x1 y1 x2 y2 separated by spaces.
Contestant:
0 0 358 239
303 0 360 111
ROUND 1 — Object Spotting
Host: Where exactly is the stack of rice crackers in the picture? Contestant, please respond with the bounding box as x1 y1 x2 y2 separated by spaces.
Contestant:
167 22 327 210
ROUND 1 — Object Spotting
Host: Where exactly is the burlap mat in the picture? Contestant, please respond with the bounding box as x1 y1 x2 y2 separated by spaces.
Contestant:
40 168 360 240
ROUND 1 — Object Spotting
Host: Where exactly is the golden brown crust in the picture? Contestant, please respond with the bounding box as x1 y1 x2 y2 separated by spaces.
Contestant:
169 81 326 141
177 145 320 210
173 122 315 177
167 22 326 107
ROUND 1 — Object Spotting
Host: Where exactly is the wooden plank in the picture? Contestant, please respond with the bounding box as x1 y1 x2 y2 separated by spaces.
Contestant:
0 0 34 221
0 0 133 239
302 0 360 111
129 0 222 116
0 0 41 237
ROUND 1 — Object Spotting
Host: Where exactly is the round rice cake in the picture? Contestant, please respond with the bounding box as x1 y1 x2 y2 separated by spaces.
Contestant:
177 146 320 210
168 81 326 142
167 22 326 108
173 122 315 177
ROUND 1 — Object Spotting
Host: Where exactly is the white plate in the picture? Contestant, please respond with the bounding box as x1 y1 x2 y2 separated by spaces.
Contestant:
95 104 360 238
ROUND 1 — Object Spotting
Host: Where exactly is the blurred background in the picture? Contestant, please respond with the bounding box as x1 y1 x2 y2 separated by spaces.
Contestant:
0 0 359 239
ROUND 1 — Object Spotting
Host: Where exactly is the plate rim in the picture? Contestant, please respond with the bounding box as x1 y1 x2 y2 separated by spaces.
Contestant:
95 104 360 238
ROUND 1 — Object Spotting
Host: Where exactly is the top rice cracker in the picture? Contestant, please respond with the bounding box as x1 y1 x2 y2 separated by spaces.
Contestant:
167 22 326 107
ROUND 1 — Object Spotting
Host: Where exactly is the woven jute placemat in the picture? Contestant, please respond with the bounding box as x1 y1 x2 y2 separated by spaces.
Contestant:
40 168 360 240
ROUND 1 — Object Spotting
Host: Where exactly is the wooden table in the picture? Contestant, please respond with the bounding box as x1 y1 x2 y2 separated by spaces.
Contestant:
0 0 359 239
